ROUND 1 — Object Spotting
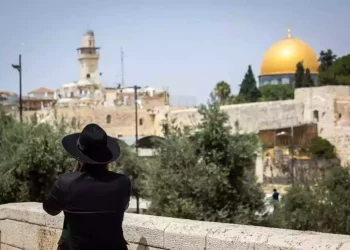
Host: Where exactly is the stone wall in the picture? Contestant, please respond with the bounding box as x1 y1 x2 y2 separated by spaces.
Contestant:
320 125 350 165
1 203 350 250
170 100 304 133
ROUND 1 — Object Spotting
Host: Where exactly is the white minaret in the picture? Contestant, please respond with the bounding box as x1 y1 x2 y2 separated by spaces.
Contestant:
77 30 100 80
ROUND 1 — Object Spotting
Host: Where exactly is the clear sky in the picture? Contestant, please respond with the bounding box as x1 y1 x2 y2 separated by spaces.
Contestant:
0 0 349 104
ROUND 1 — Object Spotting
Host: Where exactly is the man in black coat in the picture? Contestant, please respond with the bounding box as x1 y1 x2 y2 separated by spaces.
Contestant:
43 124 131 250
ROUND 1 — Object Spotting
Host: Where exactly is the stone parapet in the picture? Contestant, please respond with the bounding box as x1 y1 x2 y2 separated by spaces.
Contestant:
1 203 350 249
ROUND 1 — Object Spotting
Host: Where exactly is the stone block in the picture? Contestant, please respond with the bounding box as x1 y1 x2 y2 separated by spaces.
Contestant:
0 203 45 226
37 227 61 250
163 218 229 250
127 243 145 250
44 213 64 229
0 243 22 250
207 224 350 250
0 220 39 250
123 213 170 248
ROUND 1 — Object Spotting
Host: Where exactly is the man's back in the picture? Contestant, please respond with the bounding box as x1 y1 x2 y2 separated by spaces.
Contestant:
43 167 131 250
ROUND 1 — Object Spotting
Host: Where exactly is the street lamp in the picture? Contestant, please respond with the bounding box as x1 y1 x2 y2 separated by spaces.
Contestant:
11 54 23 123
120 85 141 214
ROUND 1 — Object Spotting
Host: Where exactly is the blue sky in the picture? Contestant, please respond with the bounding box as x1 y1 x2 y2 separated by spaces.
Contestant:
0 0 349 104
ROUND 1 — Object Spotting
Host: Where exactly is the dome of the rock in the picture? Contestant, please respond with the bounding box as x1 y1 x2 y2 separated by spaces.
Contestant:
259 29 319 86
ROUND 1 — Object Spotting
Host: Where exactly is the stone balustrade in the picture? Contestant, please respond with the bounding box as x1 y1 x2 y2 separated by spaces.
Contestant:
1 202 350 249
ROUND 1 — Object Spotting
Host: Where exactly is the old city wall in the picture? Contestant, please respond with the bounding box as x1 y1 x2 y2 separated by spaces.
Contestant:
335 97 350 126
294 85 350 127
32 106 157 137
1 202 350 250
169 86 350 165
170 100 304 133
294 86 350 165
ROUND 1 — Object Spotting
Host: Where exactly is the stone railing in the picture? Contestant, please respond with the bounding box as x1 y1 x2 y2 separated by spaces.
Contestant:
1 203 350 249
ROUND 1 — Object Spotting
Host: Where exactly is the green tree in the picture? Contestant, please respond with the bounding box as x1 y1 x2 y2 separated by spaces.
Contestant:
212 81 232 105
302 68 314 87
318 49 337 73
309 136 336 159
239 65 260 102
259 84 294 101
319 54 350 86
294 62 305 88
269 166 350 235
0 110 74 204
146 102 265 224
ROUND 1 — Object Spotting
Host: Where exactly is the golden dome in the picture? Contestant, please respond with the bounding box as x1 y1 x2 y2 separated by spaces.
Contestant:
260 29 319 76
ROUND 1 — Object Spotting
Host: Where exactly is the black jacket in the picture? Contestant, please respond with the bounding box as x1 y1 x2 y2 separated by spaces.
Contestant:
43 166 131 250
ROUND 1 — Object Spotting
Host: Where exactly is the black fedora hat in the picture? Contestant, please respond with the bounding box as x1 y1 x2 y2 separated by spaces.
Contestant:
62 123 120 164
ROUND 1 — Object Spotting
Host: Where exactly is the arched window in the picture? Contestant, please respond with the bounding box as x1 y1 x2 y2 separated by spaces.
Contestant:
86 74 91 79
313 110 319 123
139 118 144 126
106 115 111 124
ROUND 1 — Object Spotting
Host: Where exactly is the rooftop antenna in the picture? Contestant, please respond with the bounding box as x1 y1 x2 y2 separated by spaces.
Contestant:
121 47 124 88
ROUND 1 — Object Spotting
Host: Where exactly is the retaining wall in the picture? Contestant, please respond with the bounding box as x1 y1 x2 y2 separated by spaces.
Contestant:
1 202 350 250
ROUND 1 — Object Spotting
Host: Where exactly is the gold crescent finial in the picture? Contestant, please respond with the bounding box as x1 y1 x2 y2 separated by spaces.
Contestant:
287 27 291 38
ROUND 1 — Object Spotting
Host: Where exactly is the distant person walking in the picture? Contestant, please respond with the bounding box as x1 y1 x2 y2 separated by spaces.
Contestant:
43 124 131 250
272 188 279 201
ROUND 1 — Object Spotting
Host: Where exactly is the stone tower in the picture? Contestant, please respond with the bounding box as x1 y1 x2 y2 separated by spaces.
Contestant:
77 30 100 80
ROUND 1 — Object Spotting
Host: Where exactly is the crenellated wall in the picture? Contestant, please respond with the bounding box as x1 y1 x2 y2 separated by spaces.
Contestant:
1 202 350 250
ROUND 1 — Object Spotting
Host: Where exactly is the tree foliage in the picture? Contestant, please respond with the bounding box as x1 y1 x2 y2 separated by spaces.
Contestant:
318 49 337 73
145 102 265 224
211 81 232 105
0 110 74 204
268 166 350 235
294 62 314 88
258 84 294 101
239 65 260 102
0 107 144 204
319 54 350 86
309 136 336 159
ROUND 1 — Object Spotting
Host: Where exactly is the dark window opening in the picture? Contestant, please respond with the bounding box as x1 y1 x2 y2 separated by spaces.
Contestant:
86 74 90 79
139 118 144 126
313 110 319 123
106 115 111 124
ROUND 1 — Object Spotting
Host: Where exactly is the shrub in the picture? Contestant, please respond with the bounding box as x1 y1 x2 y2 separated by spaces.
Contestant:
0 111 74 203
145 103 265 224
309 136 336 159
268 166 350 234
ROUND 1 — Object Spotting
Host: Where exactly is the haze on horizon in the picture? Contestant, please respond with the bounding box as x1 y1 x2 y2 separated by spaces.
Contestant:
0 0 349 104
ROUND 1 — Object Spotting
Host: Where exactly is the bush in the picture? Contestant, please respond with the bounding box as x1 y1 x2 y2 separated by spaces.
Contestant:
309 136 336 159
145 103 265 224
268 166 350 234
0 107 144 205
0 110 74 203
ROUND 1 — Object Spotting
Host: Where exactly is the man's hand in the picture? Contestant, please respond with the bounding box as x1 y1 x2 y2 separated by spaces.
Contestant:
73 161 82 172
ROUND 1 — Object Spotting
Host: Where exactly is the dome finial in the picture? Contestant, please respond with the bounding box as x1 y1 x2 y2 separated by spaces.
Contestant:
287 27 291 38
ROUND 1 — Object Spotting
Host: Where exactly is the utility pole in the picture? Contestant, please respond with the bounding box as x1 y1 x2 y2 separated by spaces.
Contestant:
133 85 141 214
121 47 124 88
122 85 141 213
12 55 22 123
291 126 295 185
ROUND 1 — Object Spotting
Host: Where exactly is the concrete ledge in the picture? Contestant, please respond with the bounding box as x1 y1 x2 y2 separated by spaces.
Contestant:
1 202 350 249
